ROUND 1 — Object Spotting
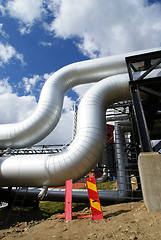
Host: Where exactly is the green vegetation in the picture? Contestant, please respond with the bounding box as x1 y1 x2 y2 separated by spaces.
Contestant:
39 201 88 218
80 180 117 190
39 201 65 218
97 180 117 190
0 180 117 226
38 180 117 217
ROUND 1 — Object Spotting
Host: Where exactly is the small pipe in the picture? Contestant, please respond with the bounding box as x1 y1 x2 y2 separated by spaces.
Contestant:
38 186 48 200
96 167 108 183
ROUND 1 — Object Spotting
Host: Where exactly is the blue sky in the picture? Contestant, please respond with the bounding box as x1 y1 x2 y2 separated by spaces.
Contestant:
0 0 161 145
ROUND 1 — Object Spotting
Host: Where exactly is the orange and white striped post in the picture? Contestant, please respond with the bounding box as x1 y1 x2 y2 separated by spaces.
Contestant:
86 176 103 221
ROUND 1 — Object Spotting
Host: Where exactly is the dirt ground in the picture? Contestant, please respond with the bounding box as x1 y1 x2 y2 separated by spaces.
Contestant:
0 200 161 240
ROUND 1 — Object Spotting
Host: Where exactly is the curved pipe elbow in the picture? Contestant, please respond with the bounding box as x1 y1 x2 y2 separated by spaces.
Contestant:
0 74 131 187
0 47 160 149
0 68 161 187
96 168 109 183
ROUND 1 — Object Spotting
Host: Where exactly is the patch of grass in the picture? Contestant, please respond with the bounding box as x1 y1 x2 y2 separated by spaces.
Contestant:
96 180 117 190
38 181 117 217
0 180 117 227
80 180 117 191
39 201 65 218
39 201 88 218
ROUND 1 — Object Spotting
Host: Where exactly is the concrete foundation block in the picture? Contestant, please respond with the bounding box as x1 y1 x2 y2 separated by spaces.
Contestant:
138 152 161 212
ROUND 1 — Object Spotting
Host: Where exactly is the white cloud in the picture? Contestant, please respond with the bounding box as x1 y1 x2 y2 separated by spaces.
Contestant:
2 0 161 146
4 0 161 55
6 0 46 34
47 0 161 57
6 0 45 24
0 77 75 144
43 72 54 80
0 94 37 123
63 95 74 112
22 73 54 95
39 95 75 145
19 24 32 35
23 75 42 94
0 78 12 94
39 110 74 145
39 41 52 47
46 0 61 14
73 83 94 98
0 4 6 16
0 42 24 66
0 78 37 124
0 24 9 38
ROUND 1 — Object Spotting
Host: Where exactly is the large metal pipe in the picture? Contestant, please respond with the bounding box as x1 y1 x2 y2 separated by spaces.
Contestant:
0 48 160 149
0 121 133 203
0 68 161 188
0 187 126 204
0 74 130 187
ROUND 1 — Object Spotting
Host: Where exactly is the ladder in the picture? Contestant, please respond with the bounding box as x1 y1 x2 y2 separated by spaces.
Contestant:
5 187 28 226
124 130 142 194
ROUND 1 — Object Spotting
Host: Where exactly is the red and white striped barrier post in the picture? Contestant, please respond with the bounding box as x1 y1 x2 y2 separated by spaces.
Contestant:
86 176 103 221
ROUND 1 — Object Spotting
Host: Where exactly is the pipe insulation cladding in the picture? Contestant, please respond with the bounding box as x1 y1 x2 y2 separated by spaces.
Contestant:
0 47 160 149
0 74 130 187
1 68 161 187
0 47 161 188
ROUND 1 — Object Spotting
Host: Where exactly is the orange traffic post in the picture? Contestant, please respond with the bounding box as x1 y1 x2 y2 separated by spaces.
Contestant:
86 176 103 221
65 179 73 221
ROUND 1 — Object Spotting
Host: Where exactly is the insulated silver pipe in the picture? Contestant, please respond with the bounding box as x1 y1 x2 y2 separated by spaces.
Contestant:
0 68 161 187
0 74 131 187
2 120 134 203
0 48 160 149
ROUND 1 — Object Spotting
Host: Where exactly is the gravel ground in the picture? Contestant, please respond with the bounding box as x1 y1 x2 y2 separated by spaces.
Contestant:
0 200 161 240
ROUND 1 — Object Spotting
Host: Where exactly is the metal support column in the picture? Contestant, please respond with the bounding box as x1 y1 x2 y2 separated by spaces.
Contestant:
125 50 161 152
130 86 152 152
